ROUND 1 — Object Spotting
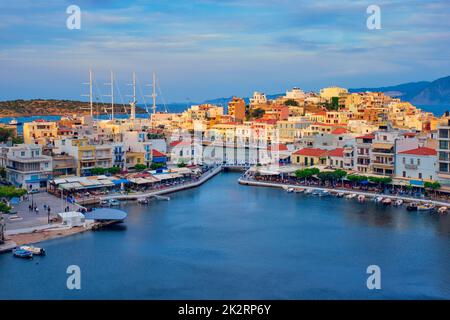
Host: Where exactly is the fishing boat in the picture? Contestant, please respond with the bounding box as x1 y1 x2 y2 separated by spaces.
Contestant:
417 203 435 211
19 245 45 256
100 199 110 207
286 188 294 193
345 193 356 199
109 199 120 206
8 118 22 126
336 192 345 198
374 196 383 203
137 198 149 204
406 203 418 211
312 189 322 195
13 249 33 259
438 206 448 214
357 194 365 202
304 189 313 194
317 190 330 197
293 188 304 193
394 199 403 206
382 198 392 205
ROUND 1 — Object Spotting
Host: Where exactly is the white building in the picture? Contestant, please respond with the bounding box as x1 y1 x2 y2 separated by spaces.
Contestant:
395 147 437 181
6 144 53 190
250 91 267 106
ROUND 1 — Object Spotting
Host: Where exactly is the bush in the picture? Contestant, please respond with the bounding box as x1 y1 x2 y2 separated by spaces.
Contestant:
134 164 147 171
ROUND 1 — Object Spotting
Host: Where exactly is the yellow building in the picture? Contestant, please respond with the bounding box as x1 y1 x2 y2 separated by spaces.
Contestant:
291 148 328 166
319 87 348 101
125 151 145 169
23 120 58 145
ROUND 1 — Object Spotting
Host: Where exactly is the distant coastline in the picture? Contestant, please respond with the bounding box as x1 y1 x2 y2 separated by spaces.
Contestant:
0 99 147 118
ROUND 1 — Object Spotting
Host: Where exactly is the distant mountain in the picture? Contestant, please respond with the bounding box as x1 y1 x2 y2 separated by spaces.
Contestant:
350 76 450 106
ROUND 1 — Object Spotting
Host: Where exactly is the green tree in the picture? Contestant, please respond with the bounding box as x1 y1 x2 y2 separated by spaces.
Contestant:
150 163 165 170
250 108 265 119
134 164 147 171
107 166 121 175
424 181 441 196
177 161 187 168
90 167 106 175
0 186 26 243
347 175 368 185
284 99 299 107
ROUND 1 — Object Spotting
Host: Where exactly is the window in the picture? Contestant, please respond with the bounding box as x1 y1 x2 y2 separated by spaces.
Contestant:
403 171 406 177
417 159 420 166
418 173 422 179
402 157 405 164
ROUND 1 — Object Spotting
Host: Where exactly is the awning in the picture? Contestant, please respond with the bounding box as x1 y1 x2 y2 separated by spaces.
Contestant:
112 179 130 185
410 180 424 187
372 143 393 149
59 182 83 190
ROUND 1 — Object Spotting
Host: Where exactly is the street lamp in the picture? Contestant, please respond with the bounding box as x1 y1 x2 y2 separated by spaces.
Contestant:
29 184 34 210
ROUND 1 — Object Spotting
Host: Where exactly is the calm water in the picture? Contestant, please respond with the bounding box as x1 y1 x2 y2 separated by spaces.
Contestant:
0 172 449 299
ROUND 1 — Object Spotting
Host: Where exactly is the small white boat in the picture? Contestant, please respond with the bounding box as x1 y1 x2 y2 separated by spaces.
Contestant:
357 194 365 202
382 198 392 205
336 192 345 198
294 188 304 193
19 245 45 256
137 198 149 204
109 199 120 206
100 199 109 207
345 193 356 199
286 188 294 193
394 199 403 206
438 206 448 214
304 189 313 194
374 196 383 203
8 118 22 125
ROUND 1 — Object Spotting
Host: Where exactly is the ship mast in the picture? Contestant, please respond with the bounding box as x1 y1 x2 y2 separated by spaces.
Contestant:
82 69 94 117
104 71 115 120
152 72 157 114
128 72 137 120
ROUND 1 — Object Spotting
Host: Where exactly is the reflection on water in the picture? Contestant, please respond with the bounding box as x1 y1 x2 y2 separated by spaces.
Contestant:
0 172 449 299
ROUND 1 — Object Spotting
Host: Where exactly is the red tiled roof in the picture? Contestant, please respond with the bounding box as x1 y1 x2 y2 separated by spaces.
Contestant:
356 134 375 139
169 140 192 148
328 148 344 157
268 144 288 152
331 128 349 135
403 132 417 137
152 149 166 157
399 147 437 156
293 148 328 157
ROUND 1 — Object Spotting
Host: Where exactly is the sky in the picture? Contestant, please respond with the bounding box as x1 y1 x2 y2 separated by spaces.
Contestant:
0 0 449 103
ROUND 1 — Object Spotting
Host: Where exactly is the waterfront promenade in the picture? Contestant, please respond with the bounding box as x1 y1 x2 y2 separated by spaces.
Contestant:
99 165 223 202
238 176 450 208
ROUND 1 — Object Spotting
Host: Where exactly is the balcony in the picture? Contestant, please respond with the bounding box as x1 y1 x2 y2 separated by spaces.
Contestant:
405 164 418 170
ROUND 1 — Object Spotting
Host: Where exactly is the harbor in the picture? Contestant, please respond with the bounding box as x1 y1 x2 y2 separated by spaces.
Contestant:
0 172 449 299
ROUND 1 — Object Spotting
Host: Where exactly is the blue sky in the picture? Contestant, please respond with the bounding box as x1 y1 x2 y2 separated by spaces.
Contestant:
0 0 449 103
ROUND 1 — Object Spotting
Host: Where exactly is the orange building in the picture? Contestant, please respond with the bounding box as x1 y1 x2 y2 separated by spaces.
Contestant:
228 96 246 121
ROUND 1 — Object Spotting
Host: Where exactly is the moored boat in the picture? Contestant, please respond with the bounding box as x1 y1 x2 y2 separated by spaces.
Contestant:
100 199 109 207
109 199 120 206
417 203 435 211
19 245 45 256
345 193 356 199
8 118 22 126
382 198 392 205
293 188 304 193
13 249 33 259
406 203 418 211
318 190 330 197
394 199 403 206
336 192 345 198
137 197 149 204
374 196 383 203
357 194 365 202
438 206 448 214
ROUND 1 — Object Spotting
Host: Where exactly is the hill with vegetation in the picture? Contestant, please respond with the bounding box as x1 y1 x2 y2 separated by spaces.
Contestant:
0 99 147 118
